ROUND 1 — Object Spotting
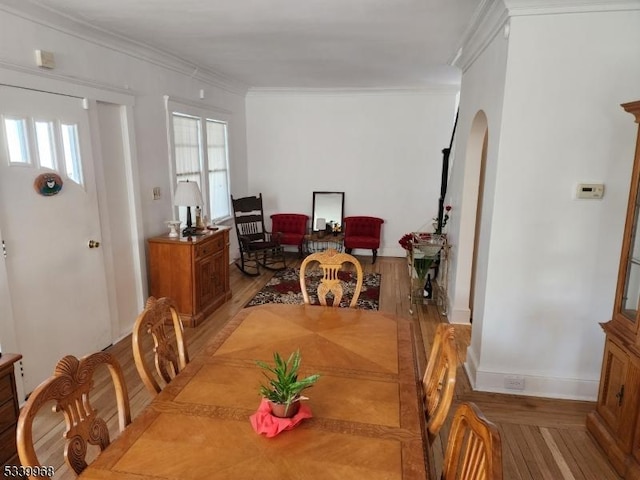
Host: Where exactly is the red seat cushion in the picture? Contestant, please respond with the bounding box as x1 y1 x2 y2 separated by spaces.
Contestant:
344 235 380 249
271 214 309 247
277 232 305 246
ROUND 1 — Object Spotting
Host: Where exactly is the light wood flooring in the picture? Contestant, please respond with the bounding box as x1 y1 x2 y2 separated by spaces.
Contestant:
25 255 619 479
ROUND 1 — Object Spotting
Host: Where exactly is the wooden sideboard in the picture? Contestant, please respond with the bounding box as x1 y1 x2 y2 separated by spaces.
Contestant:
147 227 231 327
0 353 23 474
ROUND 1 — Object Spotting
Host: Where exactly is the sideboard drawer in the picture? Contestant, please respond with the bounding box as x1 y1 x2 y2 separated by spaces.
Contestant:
195 235 223 259
0 375 12 406
0 398 17 434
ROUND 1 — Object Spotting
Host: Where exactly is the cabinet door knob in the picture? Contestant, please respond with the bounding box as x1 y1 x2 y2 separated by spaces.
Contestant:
88 240 101 249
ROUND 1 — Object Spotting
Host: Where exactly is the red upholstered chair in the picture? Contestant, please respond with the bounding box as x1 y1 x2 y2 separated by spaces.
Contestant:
271 213 309 257
343 216 384 264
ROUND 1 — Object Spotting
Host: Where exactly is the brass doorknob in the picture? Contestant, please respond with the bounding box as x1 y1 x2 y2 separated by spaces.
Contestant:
88 240 100 248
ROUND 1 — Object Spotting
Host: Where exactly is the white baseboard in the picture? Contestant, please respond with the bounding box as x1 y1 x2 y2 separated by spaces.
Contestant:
464 354 598 401
450 307 471 324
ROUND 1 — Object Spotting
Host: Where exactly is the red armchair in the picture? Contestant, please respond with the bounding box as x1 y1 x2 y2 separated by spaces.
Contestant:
343 216 384 264
271 213 309 257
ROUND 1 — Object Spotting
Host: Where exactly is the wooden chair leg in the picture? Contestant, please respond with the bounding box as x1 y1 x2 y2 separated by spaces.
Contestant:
372 249 378 264
236 251 260 276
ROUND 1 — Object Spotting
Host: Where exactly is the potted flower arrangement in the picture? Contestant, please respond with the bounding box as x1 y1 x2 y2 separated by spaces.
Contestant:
256 350 320 418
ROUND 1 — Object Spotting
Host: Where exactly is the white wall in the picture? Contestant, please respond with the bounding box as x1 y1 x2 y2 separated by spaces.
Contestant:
245 90 459 258
0 5 249 336
450 7 640 400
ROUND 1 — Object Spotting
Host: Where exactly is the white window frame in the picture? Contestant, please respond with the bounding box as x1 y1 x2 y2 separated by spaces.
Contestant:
165 97 232 224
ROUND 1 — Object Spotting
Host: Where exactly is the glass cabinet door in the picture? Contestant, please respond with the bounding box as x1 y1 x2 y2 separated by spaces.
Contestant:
616 101 640 330
621 188 640 323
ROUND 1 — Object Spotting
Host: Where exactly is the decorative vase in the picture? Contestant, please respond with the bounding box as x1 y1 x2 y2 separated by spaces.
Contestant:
166 220 181 238
269 400 300 418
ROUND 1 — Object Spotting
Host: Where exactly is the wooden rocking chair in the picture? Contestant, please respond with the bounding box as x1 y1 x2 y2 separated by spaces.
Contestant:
231 193 286 276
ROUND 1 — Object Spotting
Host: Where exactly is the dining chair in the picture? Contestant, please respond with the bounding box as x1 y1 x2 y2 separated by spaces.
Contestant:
16 352 131 477
423 322 458 444
441 402 503 480
231 193 287 276
299 248 364 308
132 296 189 396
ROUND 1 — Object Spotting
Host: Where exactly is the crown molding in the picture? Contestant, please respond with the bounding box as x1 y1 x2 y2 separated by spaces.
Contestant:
452 0 509 74
0 0 249 95
453 0 640 73
504 0 640 15
246 85 460 97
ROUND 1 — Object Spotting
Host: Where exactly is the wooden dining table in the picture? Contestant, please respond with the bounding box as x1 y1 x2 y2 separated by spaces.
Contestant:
80 303 433 479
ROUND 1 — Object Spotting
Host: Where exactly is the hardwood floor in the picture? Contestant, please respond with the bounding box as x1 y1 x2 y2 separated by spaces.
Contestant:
24 254 619 479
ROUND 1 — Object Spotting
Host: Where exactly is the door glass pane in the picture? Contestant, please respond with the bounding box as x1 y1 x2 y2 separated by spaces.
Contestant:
3 117 30 164
34 120 56 169
61 123 84 185
622 189 640 321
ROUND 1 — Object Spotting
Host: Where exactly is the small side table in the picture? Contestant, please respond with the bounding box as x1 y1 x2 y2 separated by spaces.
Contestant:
406 233 448 315
304 232 344 254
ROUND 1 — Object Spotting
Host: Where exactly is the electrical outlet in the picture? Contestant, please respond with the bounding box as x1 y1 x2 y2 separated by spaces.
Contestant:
504 375 525 390
152 187 161 200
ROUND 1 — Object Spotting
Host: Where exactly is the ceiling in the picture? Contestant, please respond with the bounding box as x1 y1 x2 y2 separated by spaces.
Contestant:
27 0 480 90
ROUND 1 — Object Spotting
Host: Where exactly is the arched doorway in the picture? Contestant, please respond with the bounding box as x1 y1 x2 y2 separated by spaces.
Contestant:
469 118 489 322
450 110 488 325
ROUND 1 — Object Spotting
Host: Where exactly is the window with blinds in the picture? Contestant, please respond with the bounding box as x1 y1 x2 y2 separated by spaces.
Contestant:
171 112 231 223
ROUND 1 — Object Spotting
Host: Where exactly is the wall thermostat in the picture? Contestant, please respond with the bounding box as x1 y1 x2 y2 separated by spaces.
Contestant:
576 183 604 199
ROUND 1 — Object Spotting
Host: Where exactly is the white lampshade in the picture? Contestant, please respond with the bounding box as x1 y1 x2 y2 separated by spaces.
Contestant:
174 180 204 207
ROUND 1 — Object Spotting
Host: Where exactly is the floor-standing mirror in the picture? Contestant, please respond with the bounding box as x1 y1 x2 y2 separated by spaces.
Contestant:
312 191 344 231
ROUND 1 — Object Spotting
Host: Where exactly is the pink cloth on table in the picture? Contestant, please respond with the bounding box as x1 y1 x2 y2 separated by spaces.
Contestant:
250 399 313 437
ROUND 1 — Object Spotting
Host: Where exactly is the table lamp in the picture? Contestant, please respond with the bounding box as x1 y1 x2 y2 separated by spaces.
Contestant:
174 180 204 236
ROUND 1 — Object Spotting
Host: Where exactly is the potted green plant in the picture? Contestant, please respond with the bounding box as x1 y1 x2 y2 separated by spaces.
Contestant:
256 350 320 418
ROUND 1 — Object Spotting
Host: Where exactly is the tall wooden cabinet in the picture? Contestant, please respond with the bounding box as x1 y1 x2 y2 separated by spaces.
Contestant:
587 101 640 478
147 227 231 327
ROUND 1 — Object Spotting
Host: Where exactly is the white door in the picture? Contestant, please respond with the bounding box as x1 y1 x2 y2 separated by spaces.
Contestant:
0 85 112 396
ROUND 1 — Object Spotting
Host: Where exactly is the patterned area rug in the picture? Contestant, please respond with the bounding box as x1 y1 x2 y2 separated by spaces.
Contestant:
245 268 381 310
